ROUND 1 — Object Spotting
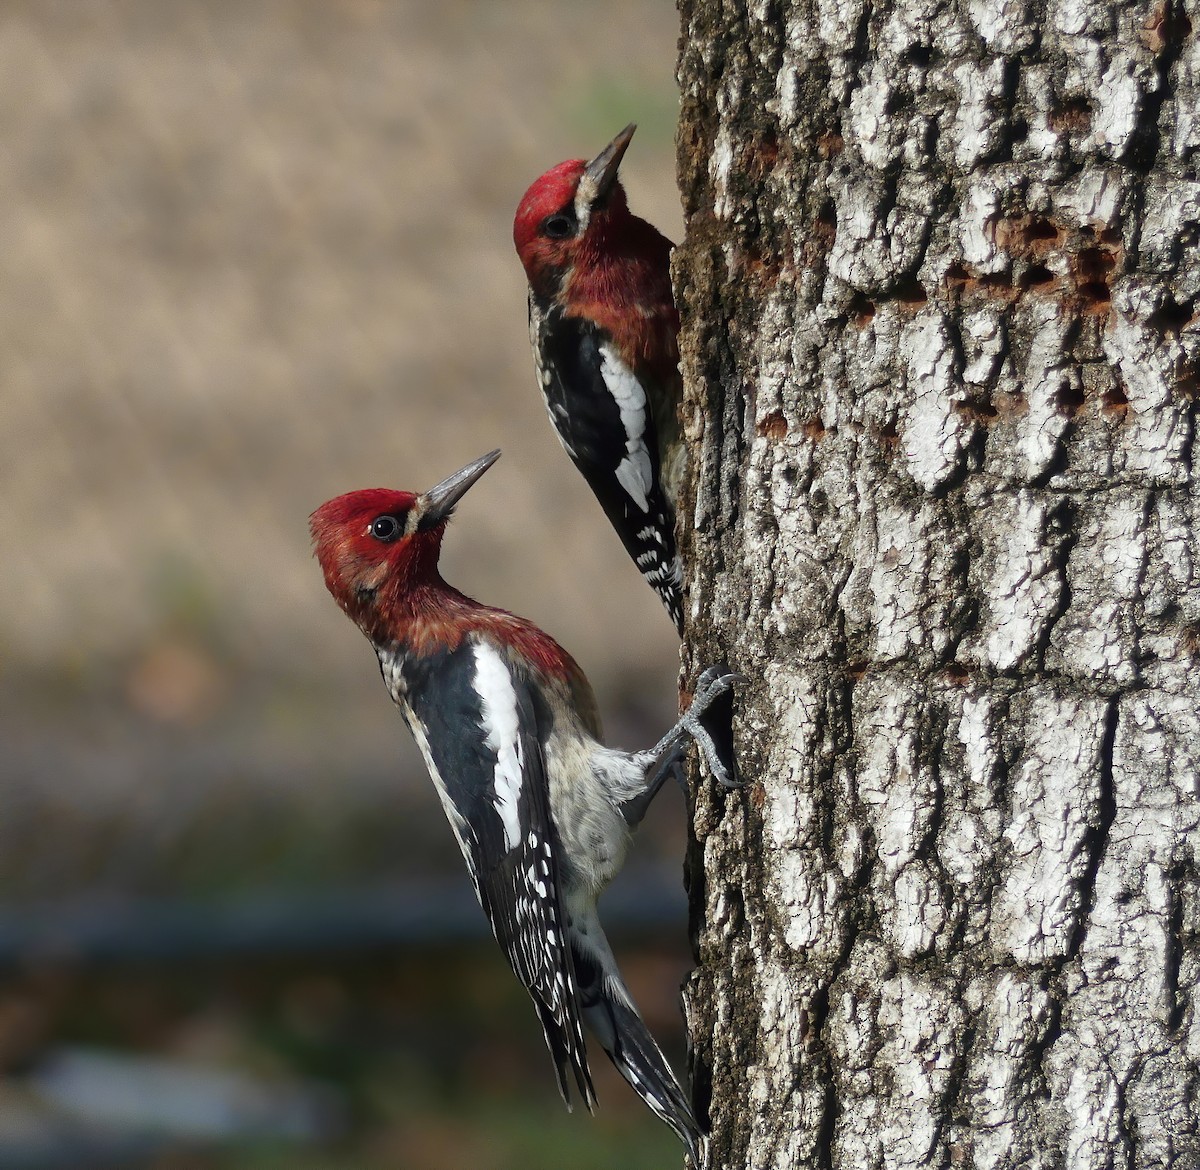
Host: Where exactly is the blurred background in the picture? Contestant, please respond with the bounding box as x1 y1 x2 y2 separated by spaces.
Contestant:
0 2 690 1166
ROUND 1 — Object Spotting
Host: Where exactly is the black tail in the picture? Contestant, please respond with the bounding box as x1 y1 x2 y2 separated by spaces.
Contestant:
531 992 596 1112
571 924 703 1163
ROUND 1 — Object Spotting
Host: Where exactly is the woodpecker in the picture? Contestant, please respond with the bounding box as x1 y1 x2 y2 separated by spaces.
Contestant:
514 124 685 634
310 450 737 1161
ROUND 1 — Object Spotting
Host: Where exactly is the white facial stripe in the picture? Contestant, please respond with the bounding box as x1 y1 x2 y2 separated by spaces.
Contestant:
573 175 598 233
472 641 525 851
598 342 653 513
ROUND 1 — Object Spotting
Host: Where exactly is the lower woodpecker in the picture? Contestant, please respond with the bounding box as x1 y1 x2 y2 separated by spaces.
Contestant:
309 449 738 1161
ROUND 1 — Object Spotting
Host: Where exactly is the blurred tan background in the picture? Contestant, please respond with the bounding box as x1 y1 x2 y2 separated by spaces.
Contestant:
0 3 690 1166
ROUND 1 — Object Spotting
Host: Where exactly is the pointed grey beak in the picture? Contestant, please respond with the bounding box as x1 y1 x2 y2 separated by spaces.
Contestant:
578 123 636 209
420 449 501 528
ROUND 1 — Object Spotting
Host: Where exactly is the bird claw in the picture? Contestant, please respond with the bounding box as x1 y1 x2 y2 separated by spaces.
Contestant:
690 666 745 711
683 666 744 788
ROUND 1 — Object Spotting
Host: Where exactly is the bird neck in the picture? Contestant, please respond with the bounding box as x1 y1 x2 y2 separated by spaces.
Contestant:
372 581 580 683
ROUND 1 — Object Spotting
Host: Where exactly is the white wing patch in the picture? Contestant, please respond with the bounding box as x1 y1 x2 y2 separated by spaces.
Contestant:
472 640 526 852
598 342 653 513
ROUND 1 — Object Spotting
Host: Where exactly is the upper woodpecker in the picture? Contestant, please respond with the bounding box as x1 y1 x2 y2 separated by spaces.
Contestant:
513 124 685 634
310 450 737 1161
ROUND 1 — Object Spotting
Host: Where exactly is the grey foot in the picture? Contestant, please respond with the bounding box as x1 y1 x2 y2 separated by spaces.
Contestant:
682 666 743 787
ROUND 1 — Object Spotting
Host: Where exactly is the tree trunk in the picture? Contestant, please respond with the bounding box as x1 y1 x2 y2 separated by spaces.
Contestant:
674 1 1200 1167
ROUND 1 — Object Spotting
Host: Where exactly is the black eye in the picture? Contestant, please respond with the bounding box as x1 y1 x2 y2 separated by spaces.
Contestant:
370 515 403 542
542 213 574 239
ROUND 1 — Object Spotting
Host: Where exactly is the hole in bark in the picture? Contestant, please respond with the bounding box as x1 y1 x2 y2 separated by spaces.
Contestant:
954 400 999 424
845 661 868 681
743 241 783 287
1078 281 1112 312
977 269 1014 294
906 44 932 65
997 389 1030 418
1148 296 1194 334
1050 94 1092 131
759 130 779 166
878 420 899 448
1176 360 1200 398
895 277 928 306
1076 247 1117 280
1021 264 1055 290
944 663 969 686
1023 218 1060 245
801 417 827 441
1142 3 1170 51
944 262 970 286
1055 381 1086 416
1141 3 1190 52
1102 384 1128 415
848 292 876 326
817 132 843 158
812 201 837 251
757 410 789 440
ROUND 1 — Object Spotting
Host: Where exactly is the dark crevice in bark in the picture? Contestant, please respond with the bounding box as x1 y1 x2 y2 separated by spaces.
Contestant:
1163 860 1187 1034
1127 0 1193 174
1034 497 1079 670
1023 982 1065 1141
1066 693 1120 964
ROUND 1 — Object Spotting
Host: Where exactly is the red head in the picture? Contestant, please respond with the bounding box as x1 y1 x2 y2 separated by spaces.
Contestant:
514 123 649 299
310 450 500 647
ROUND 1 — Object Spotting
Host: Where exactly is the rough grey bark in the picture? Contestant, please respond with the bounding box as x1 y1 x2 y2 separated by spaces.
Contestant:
673 1 1200 1167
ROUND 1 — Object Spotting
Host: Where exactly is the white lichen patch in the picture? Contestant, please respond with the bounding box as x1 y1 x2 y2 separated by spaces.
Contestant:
939 695 1003 923
1049 493 1147 682
973 491 1064 671
952 59 1010 170
1104 284 1191 483
1008 299 1073 478
866 498 956 661
847 63 893 171
890 861 947 957
828 177 891 287
761 664 821 849
994 691 1107 964
1091 53 1142 158
1057 166 1127 230
967 0 1034 51
711 121 736 220
856 682 935 876
840 973 962 1168
1139 180 1200 272
960 178 1005 270
961 305 1006 385
773 850 845 954
964 972 1054 1169
901 311 971 491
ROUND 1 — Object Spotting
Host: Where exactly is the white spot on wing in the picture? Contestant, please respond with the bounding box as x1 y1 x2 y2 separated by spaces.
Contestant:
472 640 525 851
598 342 653 512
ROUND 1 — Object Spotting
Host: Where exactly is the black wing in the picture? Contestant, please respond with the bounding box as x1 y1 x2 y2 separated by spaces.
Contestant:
529 296 684 633
400 638 596 1110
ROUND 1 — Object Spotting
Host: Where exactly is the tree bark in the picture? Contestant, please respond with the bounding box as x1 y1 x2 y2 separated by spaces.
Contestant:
674 1 1200 1167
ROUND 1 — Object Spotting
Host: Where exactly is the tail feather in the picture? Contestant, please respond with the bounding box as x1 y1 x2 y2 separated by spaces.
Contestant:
570 920 703 1163
531 992 597 1112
